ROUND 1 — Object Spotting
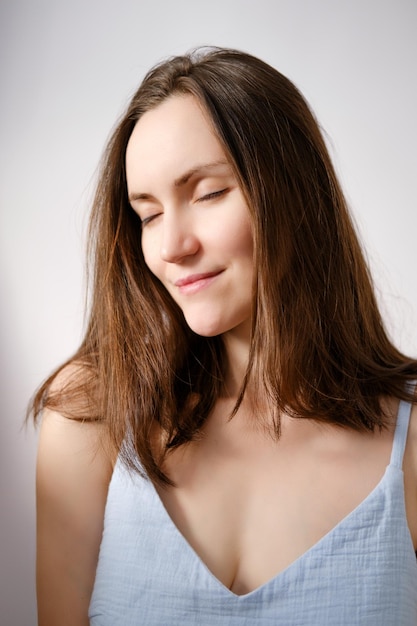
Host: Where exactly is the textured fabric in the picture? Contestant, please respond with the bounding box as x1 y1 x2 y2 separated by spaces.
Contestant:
89 399 417 625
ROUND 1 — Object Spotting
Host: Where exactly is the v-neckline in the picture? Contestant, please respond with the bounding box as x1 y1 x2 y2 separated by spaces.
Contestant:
147 462 395 598
143 396 413 598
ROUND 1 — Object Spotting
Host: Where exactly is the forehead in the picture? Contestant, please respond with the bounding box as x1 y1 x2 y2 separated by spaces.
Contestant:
125 95 229 189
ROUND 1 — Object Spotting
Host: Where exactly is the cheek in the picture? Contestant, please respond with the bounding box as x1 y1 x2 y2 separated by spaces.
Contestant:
141 237 159 278
227 217 253 260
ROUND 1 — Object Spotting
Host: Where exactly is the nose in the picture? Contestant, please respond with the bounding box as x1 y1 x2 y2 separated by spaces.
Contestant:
160 213 200 263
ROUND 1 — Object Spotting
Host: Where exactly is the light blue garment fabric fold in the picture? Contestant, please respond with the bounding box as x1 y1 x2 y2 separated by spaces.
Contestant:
89 398 417 625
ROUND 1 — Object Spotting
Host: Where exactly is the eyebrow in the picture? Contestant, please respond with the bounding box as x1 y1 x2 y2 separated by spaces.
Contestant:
174 160 230 187
128 160 230 203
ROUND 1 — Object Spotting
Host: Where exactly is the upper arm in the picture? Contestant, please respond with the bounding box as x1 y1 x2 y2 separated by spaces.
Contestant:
36 408 113 626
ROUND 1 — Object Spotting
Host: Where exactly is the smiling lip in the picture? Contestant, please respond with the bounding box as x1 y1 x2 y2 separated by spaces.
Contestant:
174 271 223 294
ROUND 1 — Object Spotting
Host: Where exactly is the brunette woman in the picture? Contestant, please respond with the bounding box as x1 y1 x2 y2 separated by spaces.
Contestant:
33 48 417 625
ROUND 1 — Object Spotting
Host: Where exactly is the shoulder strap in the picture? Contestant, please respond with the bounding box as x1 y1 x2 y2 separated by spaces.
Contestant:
390 395 414 468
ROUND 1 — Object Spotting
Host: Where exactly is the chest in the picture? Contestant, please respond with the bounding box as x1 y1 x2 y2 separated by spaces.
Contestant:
157 421 393 595
92 457 417 625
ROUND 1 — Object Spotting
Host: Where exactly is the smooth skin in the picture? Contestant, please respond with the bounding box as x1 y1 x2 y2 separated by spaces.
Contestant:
126 95 254 340
36 406 113 626
36 95 417 622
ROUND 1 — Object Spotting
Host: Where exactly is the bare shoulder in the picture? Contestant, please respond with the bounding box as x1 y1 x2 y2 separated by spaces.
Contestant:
36 365 114 626
37 362 113 483
37 406 113 510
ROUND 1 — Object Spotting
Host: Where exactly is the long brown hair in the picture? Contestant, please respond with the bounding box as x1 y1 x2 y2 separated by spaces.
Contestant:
30 47 417 484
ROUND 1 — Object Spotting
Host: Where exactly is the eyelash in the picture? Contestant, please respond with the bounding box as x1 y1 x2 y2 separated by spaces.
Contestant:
140 188 229 227
197 188 228 202
141 214 160 227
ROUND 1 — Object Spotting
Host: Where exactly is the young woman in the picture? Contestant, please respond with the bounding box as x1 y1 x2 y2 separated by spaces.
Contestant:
33 48 417 625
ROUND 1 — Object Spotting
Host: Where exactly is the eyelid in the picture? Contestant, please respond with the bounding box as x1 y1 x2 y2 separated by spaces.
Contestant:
137 186 231 225
197 188 229 202
130 198 161 227
140 212 161 226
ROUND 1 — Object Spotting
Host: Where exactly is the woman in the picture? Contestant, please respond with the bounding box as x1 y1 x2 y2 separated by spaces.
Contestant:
33 48 417 625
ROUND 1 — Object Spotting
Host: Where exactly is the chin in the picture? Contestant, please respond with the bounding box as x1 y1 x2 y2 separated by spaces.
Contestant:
188 326 222 338
184 316 224 338
183 309 250 339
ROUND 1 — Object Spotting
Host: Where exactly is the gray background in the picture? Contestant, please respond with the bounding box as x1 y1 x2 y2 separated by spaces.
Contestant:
1 0 416 623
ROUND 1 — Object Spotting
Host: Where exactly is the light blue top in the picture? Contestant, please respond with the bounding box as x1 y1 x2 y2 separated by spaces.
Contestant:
89 399 417 625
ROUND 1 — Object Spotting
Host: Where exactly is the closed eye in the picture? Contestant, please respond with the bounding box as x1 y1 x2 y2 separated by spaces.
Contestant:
197 188 229 202
140 188 229 225
141 213 162 227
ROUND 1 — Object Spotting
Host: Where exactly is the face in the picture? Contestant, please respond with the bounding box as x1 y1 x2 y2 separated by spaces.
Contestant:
125 95 253 339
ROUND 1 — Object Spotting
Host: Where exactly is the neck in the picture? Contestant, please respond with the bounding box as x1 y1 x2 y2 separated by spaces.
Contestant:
221 320 252 399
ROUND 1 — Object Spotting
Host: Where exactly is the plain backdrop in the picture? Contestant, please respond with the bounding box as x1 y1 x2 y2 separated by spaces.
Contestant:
1 0 416 623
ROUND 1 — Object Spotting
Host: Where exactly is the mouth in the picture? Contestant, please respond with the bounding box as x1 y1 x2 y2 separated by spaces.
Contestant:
174 271 223 295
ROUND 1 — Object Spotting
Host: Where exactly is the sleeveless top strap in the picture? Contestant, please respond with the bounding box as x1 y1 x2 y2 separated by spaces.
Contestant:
390 393 414 468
